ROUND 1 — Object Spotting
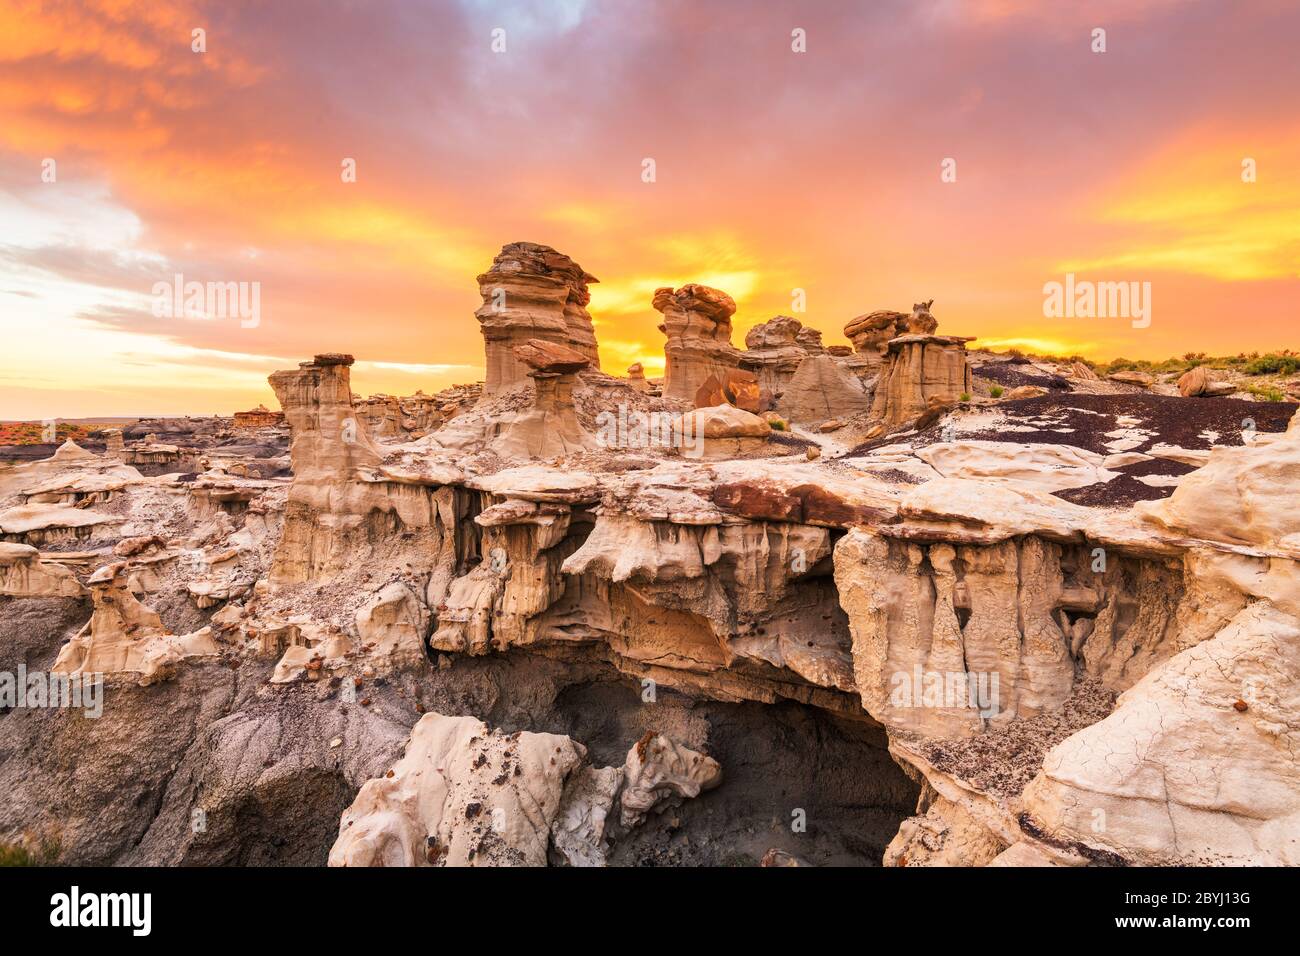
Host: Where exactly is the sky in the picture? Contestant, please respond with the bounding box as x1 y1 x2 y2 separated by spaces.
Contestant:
1 0 1297 418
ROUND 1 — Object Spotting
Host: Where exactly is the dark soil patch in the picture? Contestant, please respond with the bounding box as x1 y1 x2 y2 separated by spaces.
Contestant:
914 393 1293 457
919 675 1115 799
864 468 923 485
768 431 817 451
974 363 1070 391
1055 456 1198 507
1054 475 1169 507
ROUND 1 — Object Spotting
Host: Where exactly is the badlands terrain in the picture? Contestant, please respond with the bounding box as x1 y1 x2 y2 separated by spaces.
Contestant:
1 241 1297 867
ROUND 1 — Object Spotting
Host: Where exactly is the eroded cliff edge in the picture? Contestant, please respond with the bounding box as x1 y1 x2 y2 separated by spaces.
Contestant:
2 242 1296 867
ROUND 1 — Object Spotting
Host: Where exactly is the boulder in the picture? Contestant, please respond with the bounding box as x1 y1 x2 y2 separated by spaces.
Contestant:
693 367 763 413
1107 370 1154 387
1001 385 1049 400
678 404 772 439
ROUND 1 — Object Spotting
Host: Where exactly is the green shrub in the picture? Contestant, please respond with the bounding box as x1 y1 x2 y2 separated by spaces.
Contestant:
989 386 1004 398
1245 383 1286 402
959 392 971 402
1243 354 1300 376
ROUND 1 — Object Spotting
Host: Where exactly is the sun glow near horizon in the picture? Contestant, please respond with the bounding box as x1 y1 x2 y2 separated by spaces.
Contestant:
1 0 1297 418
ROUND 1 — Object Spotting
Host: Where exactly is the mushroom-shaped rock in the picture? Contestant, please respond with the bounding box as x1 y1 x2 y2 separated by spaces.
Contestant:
488 341 597 459
475 242 600 395
626 363 649 392
843 310 908 371
654 284 741 402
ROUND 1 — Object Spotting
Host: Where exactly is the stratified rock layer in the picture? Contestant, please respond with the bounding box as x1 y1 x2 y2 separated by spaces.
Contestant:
475 242 600 395
655 284 741 402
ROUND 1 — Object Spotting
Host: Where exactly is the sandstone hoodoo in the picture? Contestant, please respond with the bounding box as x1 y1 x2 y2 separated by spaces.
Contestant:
740 315 810 399
3 237 1298 877
626 362 649 393
490 339 597 458
867 302 975 432
475 242 601 396
655 283 742 402
843 309 909 373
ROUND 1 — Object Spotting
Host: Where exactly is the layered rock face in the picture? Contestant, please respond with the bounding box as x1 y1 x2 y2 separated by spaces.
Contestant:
868 331 974 430
266 353 468 587
352 385 480 441
740 315 809 399
778 353 871 424
655 284 741 402
490 339 597 459
0 542 84 597
475 242 600 395
233 405 284 429
843 310 908 374
268 354 380 582
4 237 1298 872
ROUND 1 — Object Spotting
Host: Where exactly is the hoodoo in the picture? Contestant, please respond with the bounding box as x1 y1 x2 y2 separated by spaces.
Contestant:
3 241 1298 872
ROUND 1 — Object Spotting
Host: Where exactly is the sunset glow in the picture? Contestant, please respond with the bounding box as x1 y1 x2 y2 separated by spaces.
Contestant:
2 0 1298 417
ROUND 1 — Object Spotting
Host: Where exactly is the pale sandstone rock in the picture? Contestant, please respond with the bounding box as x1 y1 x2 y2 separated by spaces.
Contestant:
329 714 718 866
0 504 122 547
843 310 908 373
329 713 587 867
913 441 1120 492
1107 370 1154 387
987 842 1063 866
1177 365 1212 397
619 732 722 828
1144 442 1211 467
1067 361 1099 381
0 542 84 598
655 284 741 402
1000 384 1048 400
475 242 600 396
677 404 772 440
354 581 430 665
868 333 974 431
834 525 1158 735
1021 603 1300 865
739 315 811 400
489 339 597 459
0 440 139 501
1138 408 1300 554
268 354 465 586
777 353 871 424
884 793 1006 867
626 363 649 392
551 765 623 867
52 562 217 682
